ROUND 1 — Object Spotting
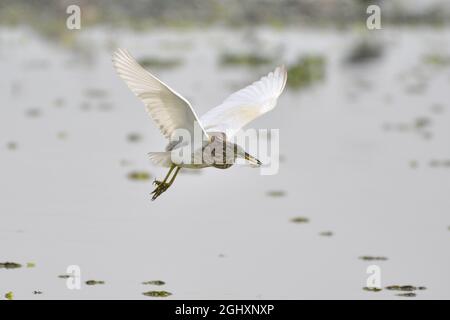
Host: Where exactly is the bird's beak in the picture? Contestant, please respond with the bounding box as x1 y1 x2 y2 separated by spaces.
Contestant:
244 152 262 166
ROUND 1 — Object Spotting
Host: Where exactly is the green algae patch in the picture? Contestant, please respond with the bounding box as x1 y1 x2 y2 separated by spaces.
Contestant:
26 262 36 268
84 88 108 98
346 40 383 64
143 290 172 298
26 108 42 118
386 285 424 292
423 54 450 66
127 132 143 143
85 280 105 285
5 292 13 300
396 292 416 298
0 262 22 269
6 142 17 150
363 287 382 292
138 57 182 69
287 55 326 89
359 256 388 261
127 171 151 181
266 190 286 197
290 217 309 224
142 280 165 286
220 53 273 67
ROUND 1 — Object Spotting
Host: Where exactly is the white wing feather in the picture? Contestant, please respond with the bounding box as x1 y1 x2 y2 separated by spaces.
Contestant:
112 48 207 140
200 65 287 137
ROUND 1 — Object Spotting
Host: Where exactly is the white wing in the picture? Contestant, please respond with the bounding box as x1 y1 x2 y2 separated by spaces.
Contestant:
112 48 208 140
200 65 287 138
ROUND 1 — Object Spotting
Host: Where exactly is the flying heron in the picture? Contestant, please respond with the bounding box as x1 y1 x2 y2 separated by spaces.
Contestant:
113 49 287 200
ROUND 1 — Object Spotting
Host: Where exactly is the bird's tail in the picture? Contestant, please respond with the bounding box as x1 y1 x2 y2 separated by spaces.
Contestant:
148 152 172 167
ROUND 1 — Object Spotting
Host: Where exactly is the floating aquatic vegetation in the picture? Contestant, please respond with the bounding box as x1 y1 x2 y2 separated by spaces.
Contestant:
346 39 383 64
26 262 36 268
431 104 445 115
119 159 132 167
363 287 382 292
26 108 41 118
53 98 65 108
84 88 108 98
383 116 433 140
4 292 13 300
397 292 416 297
127 133 142 143
98 102 114 112
80 101 92 111
290 217 309 224
143 291 172 297
138 57 182 69
266 190 286 197
359 256 388 261
423 54 450 66
220 53 273 68
57 131 68 140
428 159 450 168
6 142 17 150
319 231 333 236
85 280 105 285
385 285 426 292
409 160 418 169
414 116 431 129
405 82 427 95
142 280 165 286
127 171 151 181
0 262 22 269
287 55 326 89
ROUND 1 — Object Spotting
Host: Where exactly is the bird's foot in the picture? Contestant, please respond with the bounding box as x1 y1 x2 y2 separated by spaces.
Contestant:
150 180 171 201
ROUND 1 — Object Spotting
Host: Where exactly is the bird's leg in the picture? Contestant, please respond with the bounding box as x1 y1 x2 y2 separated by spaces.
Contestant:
166 166 181 187
151 165 180 200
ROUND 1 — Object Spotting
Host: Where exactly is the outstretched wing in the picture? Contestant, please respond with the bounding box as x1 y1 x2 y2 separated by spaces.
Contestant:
200 65 287 138
112 48 208 140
